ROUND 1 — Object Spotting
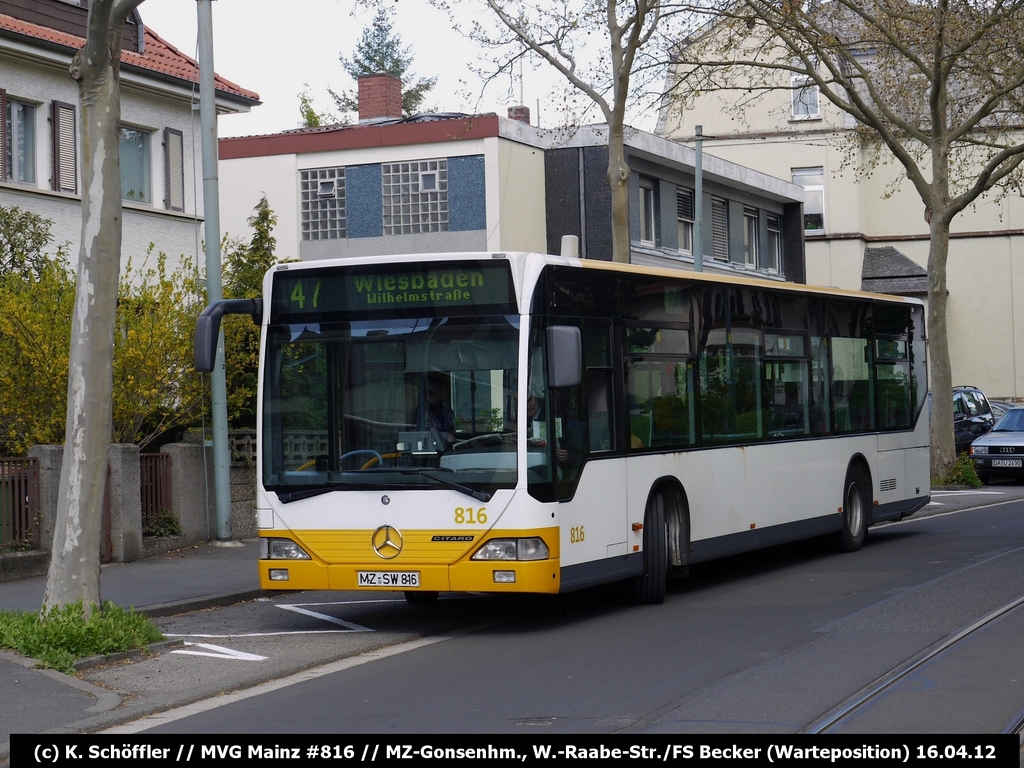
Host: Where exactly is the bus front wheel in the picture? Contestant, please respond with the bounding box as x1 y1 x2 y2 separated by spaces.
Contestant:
631 490 668 604
405 590 439 606
835 464 868 552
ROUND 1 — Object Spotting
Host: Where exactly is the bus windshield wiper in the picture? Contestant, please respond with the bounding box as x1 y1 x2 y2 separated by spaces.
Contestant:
276 480 426 504
415 469 492 502
276 486 338 503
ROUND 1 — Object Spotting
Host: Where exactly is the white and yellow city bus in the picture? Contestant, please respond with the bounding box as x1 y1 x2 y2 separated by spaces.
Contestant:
195 251 929 604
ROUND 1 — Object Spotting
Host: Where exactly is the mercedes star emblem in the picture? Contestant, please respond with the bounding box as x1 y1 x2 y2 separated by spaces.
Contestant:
371 525 403 559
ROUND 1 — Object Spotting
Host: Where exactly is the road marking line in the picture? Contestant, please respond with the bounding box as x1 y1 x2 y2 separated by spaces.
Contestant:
878 495 1024 527
165 631 355 638
102 625 495 734
171 642 267 661
931 491 1005 496
276 603 372 631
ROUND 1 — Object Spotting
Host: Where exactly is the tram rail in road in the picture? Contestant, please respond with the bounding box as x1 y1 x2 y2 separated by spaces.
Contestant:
807 588 1024 735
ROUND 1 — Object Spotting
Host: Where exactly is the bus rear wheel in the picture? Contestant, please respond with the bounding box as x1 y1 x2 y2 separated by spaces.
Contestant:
834 464 868 552
631 489 668 605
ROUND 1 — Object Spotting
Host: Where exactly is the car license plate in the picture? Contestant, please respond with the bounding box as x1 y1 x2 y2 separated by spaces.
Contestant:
357 571 420 588
992 459 1022 468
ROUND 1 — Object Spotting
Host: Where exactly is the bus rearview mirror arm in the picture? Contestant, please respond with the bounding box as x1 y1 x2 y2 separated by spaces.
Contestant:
547 325 582 389
194 299 264 372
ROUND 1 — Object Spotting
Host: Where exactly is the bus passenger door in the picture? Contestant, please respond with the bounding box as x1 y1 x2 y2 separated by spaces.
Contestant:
557 366 626 581
531 320 629 586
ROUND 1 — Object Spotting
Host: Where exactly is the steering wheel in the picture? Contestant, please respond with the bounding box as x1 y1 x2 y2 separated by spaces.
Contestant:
296 449 385 472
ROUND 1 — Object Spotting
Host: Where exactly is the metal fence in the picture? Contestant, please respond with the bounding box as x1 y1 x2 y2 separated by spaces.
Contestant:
0 457 40 550
140 453 172 534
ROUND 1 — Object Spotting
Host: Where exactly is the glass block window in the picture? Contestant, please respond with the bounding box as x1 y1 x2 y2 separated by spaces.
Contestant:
301 167 346 240
382 159 448 235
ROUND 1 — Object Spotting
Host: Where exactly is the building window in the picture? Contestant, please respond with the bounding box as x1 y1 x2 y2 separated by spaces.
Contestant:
52 101 76 194
5 98 35 184
382 159 448 235
711 197 729 261
676 189 694 254
119 126 151 203
766 214 783 272
164 128 184 212
638 178 656 245
792 167 825 234
743 207 759 267
791 72 820 119
301 167 346 240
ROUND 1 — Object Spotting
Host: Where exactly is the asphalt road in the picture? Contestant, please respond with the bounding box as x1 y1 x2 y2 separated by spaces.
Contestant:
99 490 1024 736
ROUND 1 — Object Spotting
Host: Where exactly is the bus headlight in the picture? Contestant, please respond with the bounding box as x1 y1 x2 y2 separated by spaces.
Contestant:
261 538 311 560
516 538 549 561
471 538 549 561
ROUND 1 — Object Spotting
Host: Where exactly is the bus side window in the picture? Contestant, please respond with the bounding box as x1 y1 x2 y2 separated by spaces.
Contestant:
584 321 614 453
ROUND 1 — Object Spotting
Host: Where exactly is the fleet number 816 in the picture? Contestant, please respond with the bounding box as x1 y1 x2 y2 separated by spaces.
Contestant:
454 507 487 524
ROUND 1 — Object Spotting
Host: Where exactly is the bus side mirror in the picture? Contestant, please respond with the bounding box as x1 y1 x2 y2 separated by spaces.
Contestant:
194 299 264 372
547 325 582 389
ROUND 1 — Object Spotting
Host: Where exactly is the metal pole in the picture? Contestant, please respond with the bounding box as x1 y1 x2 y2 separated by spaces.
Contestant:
197 0 232 542
694 125 704 273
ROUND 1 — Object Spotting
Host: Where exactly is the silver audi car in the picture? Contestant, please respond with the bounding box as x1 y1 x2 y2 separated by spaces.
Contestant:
970 406 1024 483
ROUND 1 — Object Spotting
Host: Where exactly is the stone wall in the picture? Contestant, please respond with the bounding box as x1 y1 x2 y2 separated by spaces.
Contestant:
1 443 258 581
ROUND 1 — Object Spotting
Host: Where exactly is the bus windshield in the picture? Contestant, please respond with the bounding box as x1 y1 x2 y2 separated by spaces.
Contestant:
262 314 520 500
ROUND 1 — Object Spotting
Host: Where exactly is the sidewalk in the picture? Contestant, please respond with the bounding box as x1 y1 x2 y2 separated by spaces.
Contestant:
0 540 263 760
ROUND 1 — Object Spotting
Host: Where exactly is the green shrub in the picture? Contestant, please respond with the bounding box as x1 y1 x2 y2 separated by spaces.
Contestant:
935 452 983 488
0 601 163 674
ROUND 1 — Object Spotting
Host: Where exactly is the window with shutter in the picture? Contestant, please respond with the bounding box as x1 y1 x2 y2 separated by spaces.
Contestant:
711 197 729 260
164 128 184 211
52 101 76 194
676 189 694 254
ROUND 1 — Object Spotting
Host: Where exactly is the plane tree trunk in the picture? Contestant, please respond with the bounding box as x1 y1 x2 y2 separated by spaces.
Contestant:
42 0 145 616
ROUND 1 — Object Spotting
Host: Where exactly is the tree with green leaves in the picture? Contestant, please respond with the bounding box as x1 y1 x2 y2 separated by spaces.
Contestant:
0 206 68 277
300 8 436 127
222 196 279 428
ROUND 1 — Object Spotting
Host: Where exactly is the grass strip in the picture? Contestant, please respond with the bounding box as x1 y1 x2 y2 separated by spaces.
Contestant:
0 601 163 674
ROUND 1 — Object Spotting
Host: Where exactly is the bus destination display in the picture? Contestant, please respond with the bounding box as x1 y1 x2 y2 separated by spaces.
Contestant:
272 261 514 318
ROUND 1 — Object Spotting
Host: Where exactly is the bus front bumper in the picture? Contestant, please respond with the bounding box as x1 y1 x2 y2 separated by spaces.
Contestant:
259 558 560 594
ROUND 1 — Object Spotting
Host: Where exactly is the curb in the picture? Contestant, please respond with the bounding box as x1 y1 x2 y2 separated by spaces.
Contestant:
138 588 268 619
72 639 185 673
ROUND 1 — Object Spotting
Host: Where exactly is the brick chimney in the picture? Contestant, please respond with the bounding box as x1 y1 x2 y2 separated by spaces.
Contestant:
358 74 403 123
508 105 531 124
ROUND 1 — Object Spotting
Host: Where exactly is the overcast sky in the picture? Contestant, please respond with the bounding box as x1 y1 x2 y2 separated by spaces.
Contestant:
137 0 615 138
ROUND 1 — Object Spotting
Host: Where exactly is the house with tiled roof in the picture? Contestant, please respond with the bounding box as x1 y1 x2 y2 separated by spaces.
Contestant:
0 0 259 270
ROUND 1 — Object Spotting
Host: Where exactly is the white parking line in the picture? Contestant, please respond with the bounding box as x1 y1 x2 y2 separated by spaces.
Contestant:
171 642 267 661
276 603 372 631
103 621 502 734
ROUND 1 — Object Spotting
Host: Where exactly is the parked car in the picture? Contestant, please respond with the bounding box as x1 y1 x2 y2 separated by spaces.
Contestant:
969 407 1024 483
953 385 996 454
989 400 1015 420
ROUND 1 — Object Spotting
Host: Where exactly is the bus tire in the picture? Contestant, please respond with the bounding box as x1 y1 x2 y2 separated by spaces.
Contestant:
669 488 690 581
834 464 868 552
631 489 668 605
405 590 439 606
